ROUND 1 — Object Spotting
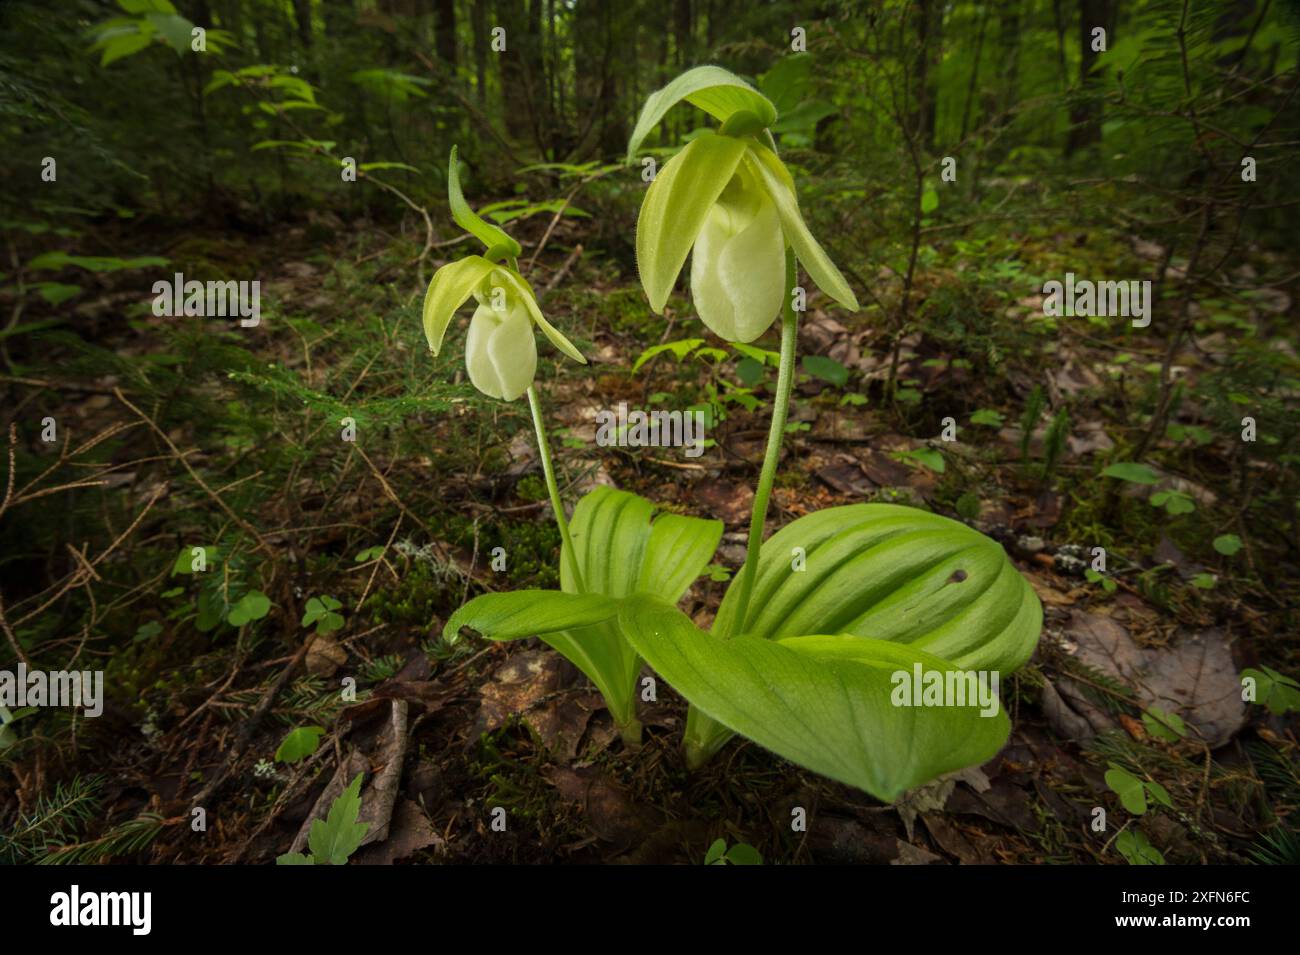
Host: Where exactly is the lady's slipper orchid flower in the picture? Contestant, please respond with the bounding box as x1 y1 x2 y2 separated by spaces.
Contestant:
628 66 859 343
423 147 586 401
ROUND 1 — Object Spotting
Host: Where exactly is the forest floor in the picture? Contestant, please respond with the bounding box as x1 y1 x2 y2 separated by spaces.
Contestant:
2 197 1297 866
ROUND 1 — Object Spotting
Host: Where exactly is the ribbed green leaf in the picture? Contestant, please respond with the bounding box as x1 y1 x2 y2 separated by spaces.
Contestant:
447 145 521 259
626 65 777 161
619 595 1011 802
446 488 722 735
636 131 748 314
745 144 858 312
543 487 722 728
444 590 618 644
688 503 1041 765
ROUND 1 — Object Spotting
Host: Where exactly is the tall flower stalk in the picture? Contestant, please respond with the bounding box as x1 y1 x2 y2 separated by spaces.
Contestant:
423 149 587 589
628 68 857 624
731 247 797 635
526 384 585 592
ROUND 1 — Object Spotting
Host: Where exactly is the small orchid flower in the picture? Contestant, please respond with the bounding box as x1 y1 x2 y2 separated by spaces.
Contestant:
628 66 858 342
423 147 586 401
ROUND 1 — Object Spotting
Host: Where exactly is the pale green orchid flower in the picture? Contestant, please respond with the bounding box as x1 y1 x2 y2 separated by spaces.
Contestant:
628 66 859 342
423 147 585 401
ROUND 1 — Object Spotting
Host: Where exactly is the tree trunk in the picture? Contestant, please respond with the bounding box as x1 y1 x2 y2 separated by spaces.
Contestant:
292 0 313 50
1066 0 1110 155
472 0 489 106
959 4 989 143
497 0 530 140
435 0 457 69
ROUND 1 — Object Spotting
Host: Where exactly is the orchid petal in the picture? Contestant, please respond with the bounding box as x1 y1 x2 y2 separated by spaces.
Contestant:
465 302 537 401
636 131 748 315
422 254 497 355
745 144 859 312
493 268 586 363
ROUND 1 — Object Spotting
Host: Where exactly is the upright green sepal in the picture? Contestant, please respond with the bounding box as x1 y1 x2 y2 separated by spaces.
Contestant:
626 65 777 161
448 146 522 259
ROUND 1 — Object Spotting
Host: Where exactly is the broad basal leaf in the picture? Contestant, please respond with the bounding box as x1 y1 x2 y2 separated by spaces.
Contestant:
446 488 721 736
444 590 619 643
546 487 721 729
715 503 1040 671
618 595 1011 802
688 503 1041 765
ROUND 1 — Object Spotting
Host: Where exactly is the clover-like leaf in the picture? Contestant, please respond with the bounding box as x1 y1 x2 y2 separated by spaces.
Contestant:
1241 666 1300 715
227 590 271 627
301 595 344 635
1116 829 1165 865
1141 706 1187 742
275 725 325 764
1105 766 1148 814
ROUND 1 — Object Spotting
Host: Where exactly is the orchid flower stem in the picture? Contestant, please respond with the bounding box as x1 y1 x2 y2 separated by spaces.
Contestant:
526 384 587 594
733 247 799 635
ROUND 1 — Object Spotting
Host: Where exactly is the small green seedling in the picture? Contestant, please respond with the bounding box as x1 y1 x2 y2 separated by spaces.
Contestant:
1241 666 1300 715
276 773 368 865
302 595 344 636
1085 568 1117 593
704 838 762 865
1213 534 1243 556
1105 764 1171 815
893 447 945 474
275 725 325 764
1101 461 1160 484
1150 489 1195 515
1115 829 1165 865
802 354 848 388
1141 707 1187 743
